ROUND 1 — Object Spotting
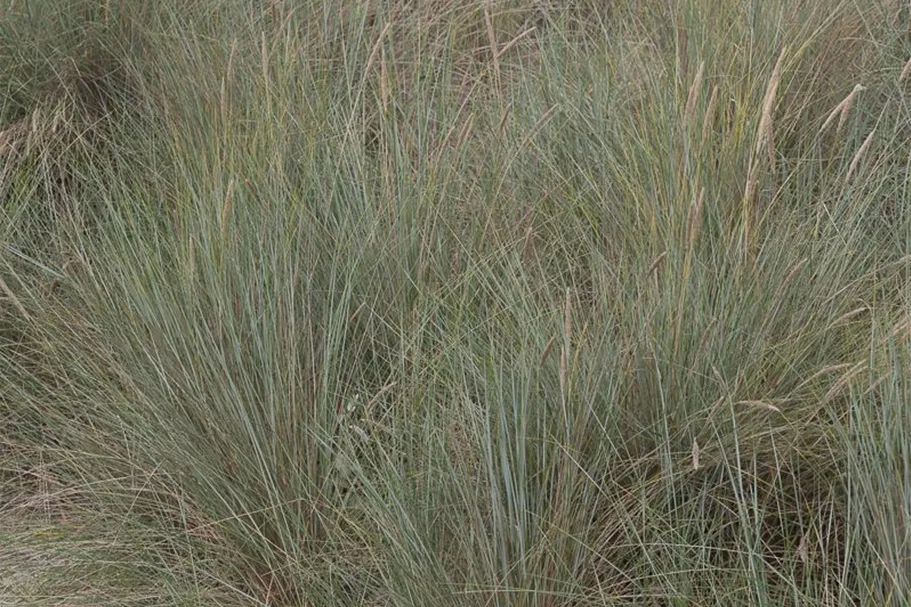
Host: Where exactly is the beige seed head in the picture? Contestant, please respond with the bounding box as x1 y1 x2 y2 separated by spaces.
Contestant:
755 48 787 164
685 61 705 125
846 128 876 182
647 251 668 276
900 57 911 83
837 84 866 133
825 362 865 401
819 84 865 135
736 400 781 413
829 306 870 327
702 84 719 142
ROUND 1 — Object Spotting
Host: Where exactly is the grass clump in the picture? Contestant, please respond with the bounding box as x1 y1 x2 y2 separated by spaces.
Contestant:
1 0 910 605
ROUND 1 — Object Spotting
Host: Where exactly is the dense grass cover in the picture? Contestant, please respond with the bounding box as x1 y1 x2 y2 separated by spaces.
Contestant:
1 1 909 605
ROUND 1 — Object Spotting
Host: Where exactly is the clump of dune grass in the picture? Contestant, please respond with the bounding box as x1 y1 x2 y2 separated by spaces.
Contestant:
2 0 910 605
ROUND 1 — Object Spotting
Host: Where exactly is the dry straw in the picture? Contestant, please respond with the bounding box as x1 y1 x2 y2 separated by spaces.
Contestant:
647 251 667 277
364 23 393 79
702 84 719 142
380 46 389 114
521 225 535 263
0 273 30 322
484 4 503 108
828 306 870 328
227 38 237 82
900 57 911 83
698 317 717 352
825 362 866 401
799 362 856 389
496 26 536 60
539 334 556 365
220 177 235 240
783 257 808 285
687 187 705 245
261 31 269 81
560 287 573 399
888 316 911 341
0 122 26 156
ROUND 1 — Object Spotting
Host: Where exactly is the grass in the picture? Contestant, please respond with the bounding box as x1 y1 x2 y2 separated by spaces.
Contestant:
1 0 909 605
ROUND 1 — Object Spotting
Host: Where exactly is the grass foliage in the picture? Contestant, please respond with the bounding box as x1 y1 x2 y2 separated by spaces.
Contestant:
1 0 910 605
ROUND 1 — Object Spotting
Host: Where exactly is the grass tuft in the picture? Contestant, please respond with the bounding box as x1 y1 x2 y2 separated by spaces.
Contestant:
2 1 910 605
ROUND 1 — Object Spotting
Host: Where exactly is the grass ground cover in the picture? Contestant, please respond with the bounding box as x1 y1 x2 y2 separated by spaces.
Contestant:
1 1 910 605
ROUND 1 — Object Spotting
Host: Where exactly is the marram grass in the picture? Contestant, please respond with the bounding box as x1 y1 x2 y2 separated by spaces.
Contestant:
1 1 910 605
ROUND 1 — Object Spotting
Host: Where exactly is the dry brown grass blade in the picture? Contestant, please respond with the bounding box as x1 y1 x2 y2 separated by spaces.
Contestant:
677 22 689 80
797 362 856 390
783 257 808 285
900 57 911 83
261 31 269 81
829 306 870 327
227 38 237 82
220 178 235 241
741 170 760 256
539 334 556 366
0 274 31 322
702 84 719 142
887 316 911 342
698 317 717 352
380 46 389 114
484 4 499 64
0 120 28 157
495 26 537 60
364 22 393 79
521 225 535 263
219 76 228 122
647 251 667 277
560 287 572 399
825 362 866 401
497 103 511 137
365 382 398 413
484 4 502 106
687 187 705 245
455 112 475 150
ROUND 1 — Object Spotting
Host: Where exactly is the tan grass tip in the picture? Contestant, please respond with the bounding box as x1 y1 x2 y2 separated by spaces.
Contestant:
819 84 865 135
736 400 781 413
755 48 787 161
825 362 866 401
846 128 876 182
900 57 911 83
685 61 705 125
